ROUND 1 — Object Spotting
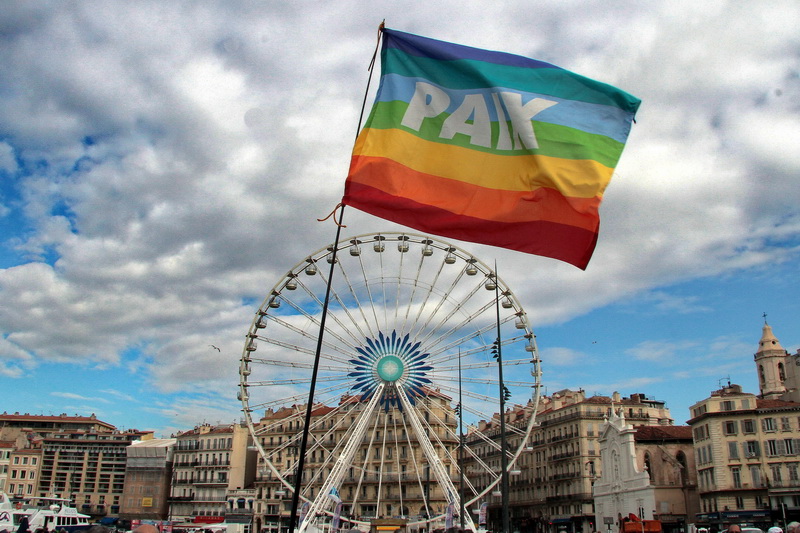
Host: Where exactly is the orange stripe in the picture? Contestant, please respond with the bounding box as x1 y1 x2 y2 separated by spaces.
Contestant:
347 155 600 232
342 181 598 270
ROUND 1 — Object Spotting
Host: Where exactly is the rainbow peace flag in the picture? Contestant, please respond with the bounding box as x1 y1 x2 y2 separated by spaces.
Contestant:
343 28 640 269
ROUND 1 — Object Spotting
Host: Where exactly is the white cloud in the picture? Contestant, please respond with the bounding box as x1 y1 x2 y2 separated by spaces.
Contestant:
0 1 797 434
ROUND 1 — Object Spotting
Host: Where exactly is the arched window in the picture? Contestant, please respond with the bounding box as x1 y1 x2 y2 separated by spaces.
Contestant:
779 363 786 382
676 451 687 485
760 365 766 385
644 452 653 481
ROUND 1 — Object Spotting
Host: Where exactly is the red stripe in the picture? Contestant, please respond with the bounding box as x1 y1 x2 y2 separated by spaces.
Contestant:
343 181 598 270
346 155 600 231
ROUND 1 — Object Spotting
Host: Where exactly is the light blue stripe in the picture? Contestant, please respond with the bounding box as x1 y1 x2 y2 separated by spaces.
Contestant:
376 73 634 144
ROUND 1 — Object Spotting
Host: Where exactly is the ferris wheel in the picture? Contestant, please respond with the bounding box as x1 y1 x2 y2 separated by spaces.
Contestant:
239 232 542 533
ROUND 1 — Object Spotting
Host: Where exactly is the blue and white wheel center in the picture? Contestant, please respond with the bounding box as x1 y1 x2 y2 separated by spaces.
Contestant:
376 354 405 382
349 330 433 409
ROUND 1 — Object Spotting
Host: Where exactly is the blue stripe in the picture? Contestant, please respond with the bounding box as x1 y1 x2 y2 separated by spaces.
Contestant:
384 28 560 70
377 73 634 143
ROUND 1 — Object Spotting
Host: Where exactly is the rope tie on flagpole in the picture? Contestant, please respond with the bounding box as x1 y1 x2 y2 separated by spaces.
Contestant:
317 202 346 227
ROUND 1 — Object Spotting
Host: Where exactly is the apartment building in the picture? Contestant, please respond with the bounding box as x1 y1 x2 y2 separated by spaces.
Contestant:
120 438 176 521
688 323 800 530
37 430 152 516
7 446 44 499
169 423 255 524
464 389 675 533
251 389 457 533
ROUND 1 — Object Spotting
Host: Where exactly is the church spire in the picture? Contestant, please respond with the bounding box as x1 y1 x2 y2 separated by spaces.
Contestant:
755 319 788 399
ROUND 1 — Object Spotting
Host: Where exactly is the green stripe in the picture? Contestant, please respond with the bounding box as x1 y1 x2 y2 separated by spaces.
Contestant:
364 100 625 168
384 48 640 112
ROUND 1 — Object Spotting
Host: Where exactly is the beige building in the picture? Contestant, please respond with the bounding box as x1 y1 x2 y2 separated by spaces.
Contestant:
594 410 698 533
120 438 176 521
169 423 255 524
37 429 153 517
251 389 457 533
8 447 44 499
687 323 800 530
464 389 676 533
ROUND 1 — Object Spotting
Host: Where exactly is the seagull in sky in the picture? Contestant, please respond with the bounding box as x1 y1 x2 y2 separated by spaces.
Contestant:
209 344 221 352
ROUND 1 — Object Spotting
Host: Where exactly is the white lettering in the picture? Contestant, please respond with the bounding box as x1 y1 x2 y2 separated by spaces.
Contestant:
440 94 491 148
500 92 557 149
401 82 450 131
492 93 512 151
401 82 557 151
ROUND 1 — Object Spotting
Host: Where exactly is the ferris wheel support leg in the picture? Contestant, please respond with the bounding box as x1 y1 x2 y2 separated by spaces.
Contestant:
299 384 385 533
397 389 478 533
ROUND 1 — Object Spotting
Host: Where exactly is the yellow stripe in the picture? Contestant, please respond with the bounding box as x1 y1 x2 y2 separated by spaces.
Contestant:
353 128 614 199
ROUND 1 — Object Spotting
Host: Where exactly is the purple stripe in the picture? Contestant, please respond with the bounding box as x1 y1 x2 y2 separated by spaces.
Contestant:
383 28 561 70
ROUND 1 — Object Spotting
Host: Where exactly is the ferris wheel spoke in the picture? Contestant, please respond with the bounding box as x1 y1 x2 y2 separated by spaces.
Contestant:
398 246 433 336
246 357 349 373
240 232 540 532
416 278 489 352
247 374 351 387
301 272 371 349
432 375 534 388
428 332 530 366
265 297 360 358
425 314 519 363
336 254 377 340
404 270 446 339
252 331 353 365
408 262 469 341
247 380 357 414
433 357 529 372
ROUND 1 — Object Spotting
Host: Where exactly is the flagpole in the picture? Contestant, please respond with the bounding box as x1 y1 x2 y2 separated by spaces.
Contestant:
288 23 383 533
289 205 346 533
458 348 465 532
493 262 510 533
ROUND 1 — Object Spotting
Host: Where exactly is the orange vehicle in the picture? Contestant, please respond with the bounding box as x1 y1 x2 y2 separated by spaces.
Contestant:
620 514 662 533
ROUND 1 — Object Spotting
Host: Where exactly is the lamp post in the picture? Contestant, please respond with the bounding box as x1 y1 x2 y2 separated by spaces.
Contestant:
491 267 510 533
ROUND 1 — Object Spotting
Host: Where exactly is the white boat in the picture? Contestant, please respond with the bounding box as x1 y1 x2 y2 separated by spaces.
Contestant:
0 494 91 533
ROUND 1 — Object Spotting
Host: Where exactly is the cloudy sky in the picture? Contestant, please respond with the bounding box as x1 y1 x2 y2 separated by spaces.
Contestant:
1 1 798 437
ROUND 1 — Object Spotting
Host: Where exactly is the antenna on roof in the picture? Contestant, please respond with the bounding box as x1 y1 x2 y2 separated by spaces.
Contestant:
718 376 731 388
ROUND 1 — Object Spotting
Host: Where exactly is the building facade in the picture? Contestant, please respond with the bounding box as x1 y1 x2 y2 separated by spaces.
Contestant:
120 438 176 521
594 410 698 533
251 390 457 533
169 423 255 525
463 389 676 533
7 447 43 500
688 322 800 530
37 430 152 517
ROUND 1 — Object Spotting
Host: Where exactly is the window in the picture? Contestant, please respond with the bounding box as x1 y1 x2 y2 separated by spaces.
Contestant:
787 439 798 456
728 442 740 460
751 466 762 488
744 441 760 458
772 465 783 483
763 418 777 432
782 417 792 431
743 419 756 433
767 440 779 456
735 496 744 509
789 464 799 482
732 467 741 488
724 421 738 435
721 400 735 411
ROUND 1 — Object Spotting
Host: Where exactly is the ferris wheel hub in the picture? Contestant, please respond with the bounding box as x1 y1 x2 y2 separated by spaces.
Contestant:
376 354 405 382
